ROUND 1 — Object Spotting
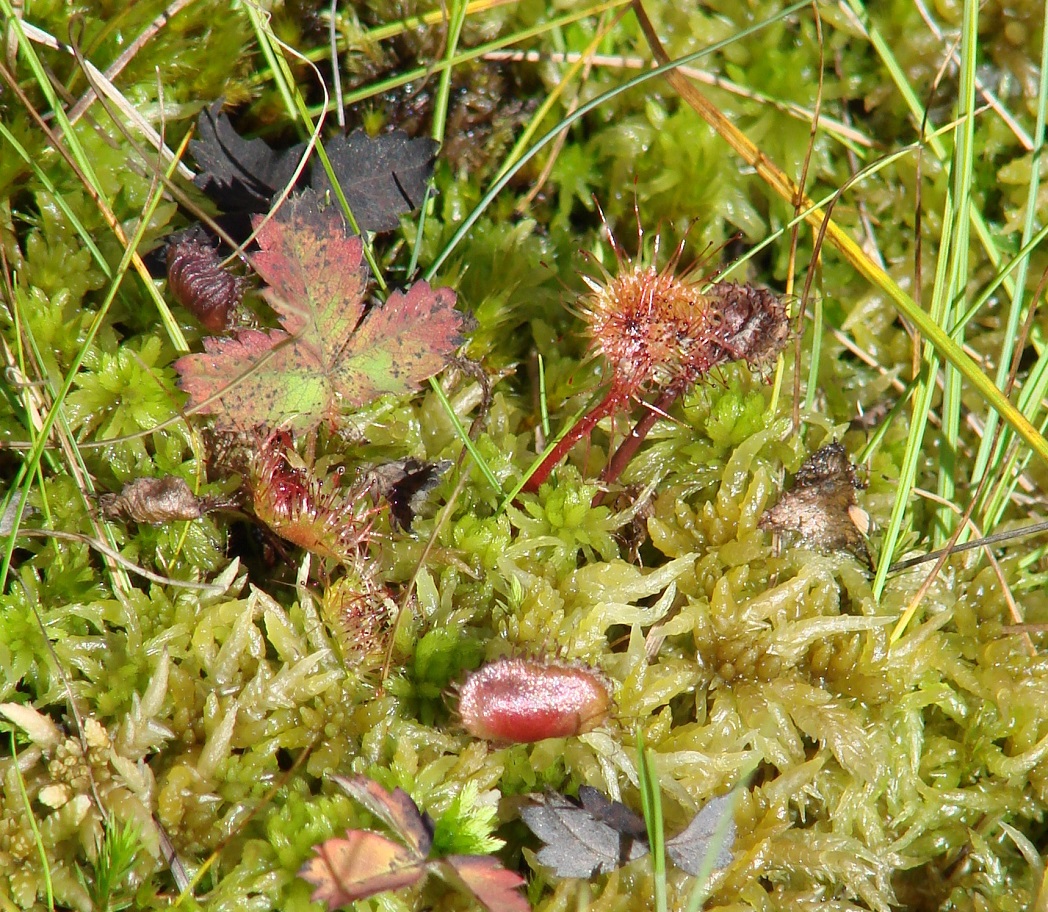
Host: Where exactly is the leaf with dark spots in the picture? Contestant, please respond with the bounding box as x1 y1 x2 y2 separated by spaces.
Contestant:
331 775 433 857
440 855 530 912
363 458 452 532
332 275 461 405
313 130 439 232
174 191 467 432
299 829 427 908
190 101 306 212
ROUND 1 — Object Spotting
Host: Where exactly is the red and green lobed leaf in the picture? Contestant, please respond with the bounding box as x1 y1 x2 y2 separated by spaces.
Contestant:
175 191 467 433
303 776 528 911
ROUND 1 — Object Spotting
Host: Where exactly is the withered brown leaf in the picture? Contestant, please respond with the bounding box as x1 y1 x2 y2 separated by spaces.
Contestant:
759 441 870 563
98 477 217 524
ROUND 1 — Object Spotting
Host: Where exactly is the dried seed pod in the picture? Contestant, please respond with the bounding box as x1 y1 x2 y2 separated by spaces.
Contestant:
165 228 245 333
703 281 791 370
759 442 870 563
457 658 612 743
99 476 207 524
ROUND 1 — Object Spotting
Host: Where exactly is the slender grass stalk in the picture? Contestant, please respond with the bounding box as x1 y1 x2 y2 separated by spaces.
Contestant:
839 0 1013 298
0 123 111 278
0 138 178 593
491 9 625 186
637 735 668 912
934 0 978 542
976 0 1048 527
10 733 54 911
313 1 632 118
630 1 1048 586
250 0 519 86
427 378 503 498
424 0 812 282
538 353 551 440
430 0 468 146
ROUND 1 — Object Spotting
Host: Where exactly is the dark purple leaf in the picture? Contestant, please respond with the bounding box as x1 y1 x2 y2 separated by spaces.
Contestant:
520 791 647 877
312 130 439 232
665 793 736 875
578 785 647 840
190 101 306 212
521 787 736 879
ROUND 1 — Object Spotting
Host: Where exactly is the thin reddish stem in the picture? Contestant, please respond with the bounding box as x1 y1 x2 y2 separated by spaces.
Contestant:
521 387 628 494
592 383 685 506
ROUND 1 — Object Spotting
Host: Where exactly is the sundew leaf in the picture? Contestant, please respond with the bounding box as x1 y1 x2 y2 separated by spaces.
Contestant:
174 191 467 432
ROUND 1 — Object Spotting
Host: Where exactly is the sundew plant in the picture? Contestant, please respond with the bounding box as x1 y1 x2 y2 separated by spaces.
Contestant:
2 0 1048 910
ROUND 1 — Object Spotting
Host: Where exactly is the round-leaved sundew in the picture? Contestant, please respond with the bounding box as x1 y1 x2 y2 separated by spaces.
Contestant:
457 658 612 743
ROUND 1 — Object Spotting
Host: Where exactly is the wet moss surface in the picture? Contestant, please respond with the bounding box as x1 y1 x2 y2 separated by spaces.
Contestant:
2 0 1048 910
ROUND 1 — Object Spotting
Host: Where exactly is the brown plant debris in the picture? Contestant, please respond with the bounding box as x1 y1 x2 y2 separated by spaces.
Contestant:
98 476 221 524
759 441 870 563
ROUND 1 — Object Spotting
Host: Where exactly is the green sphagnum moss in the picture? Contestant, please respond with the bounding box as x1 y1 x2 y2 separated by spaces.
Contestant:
2 0 1048 910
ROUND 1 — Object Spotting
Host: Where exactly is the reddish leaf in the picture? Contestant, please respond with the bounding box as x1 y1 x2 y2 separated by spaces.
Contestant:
299 829 426 908
174 191 466 432
330 774 433 856
440 855 530 912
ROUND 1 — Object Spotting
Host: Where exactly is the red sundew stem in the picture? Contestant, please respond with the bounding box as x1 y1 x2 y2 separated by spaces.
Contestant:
521 386 629 494
592 383 686 507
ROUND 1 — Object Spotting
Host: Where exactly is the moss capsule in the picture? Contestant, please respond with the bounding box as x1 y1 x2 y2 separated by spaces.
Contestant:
457 658 612 743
